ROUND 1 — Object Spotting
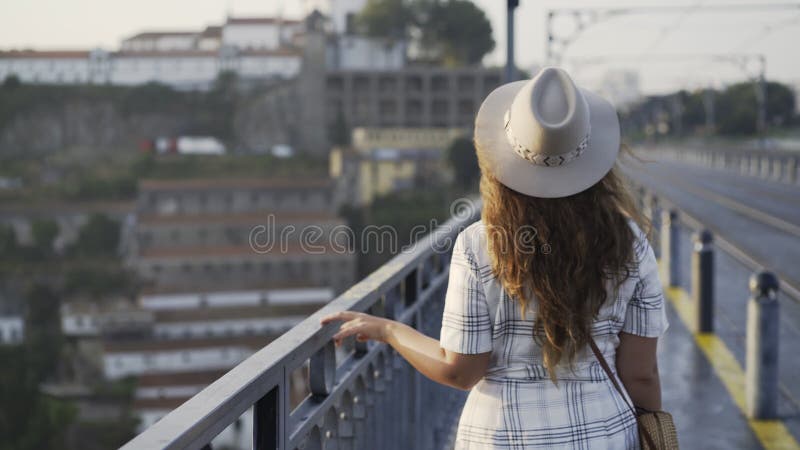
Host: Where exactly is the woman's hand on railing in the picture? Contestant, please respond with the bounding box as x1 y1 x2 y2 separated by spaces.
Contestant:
320 311 394 347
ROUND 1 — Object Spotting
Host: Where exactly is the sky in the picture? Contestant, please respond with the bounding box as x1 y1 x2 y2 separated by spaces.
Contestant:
1 0 799 94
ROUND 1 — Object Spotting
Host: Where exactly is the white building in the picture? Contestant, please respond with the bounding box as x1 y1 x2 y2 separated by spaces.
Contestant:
222 17 302 50
0 2 405 90
121 32 199 52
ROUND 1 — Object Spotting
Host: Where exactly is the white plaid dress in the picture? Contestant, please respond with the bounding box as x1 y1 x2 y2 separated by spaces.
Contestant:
440 221 669 450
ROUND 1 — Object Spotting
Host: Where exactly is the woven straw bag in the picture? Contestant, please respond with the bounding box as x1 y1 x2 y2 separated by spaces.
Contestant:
590 340 679 449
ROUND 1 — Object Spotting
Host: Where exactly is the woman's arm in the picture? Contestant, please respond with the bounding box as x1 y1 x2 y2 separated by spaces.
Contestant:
320 311 491 391
615 332 662 411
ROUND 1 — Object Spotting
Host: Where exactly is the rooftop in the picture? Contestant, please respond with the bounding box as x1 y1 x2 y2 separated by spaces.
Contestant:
138 178 332 191
104 335 275 353
0 50 90 59
137 369 228 388
226 17 301 25
152 303 323 323
124 31 198 40
137 211 342 227
138 243 344 259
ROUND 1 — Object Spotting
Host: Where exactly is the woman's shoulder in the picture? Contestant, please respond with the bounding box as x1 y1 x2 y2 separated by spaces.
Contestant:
454 220 489 258
625 218 653 264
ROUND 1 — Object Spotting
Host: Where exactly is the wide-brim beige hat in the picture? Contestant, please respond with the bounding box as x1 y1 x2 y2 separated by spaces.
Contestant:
475 66 620 198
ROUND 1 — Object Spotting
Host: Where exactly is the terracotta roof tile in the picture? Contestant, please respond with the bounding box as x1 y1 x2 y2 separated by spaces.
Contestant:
138 242 347 259
153 303 323 323
0 50 90 59
137 211 342 226
137 369 228 387
138 178 332 191
104 334 275 353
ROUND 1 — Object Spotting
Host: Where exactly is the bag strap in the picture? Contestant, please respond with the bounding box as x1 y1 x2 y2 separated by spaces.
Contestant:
589 338 658 449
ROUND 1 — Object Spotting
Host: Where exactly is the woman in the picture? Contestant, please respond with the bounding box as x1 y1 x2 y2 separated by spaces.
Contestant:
321 67 668 449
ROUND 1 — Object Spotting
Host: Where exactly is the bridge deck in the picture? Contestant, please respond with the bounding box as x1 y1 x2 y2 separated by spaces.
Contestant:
627 157 800 449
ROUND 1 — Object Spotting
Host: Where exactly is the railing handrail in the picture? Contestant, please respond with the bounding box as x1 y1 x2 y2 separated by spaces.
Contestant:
122 200 482 450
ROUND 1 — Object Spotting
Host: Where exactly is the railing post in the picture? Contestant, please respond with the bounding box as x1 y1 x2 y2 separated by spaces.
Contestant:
691 230 714 333
253 384 282 450
746 271 780 419
644 193 660 259
310 341 337 399
660 209 680 287
786 157 797 184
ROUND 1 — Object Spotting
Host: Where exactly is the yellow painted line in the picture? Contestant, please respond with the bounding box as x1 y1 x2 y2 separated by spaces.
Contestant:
664 286 800 450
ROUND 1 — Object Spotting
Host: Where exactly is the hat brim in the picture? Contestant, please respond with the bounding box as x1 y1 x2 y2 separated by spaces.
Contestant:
475 81 620 198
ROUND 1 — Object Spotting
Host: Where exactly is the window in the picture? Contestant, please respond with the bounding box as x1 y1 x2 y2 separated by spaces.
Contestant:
379 100 397 116
458 75 475 91
405 75 423 93
432 75 448 92
378 76 397 92
353 75 370 91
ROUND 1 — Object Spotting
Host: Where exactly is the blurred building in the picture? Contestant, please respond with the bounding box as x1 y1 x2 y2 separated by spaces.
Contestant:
131 177 355 293
326 67 503 129
113 176 355 437
330 127 465 205
0 3 404 90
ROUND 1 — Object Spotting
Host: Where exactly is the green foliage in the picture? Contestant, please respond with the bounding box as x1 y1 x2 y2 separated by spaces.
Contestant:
623 80 797 138
67 417 140 450
447 137 480 189
356 0 494 65
0 74 239 146
342 189 451 276
0 224 18 256
24 283 63 382
2 74 21 89
31 219 59 255
357 0 415 39
119 82 186 116
69 214 120 258
0 346 77 450
424 0 495 66
62 265 133 299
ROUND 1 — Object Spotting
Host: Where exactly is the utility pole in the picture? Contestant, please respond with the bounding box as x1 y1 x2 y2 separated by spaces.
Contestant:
755 55 768 147
703 88 716 133
506 0 519 83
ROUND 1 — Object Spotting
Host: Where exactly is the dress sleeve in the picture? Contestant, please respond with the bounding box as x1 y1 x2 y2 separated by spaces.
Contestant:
439 231 493 354
621 238 670 338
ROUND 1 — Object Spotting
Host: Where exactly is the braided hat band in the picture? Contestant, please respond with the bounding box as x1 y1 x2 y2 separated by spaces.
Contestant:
503 110 590 167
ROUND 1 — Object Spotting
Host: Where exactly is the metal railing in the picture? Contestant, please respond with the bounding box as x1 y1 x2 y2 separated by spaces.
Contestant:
648 146 800 185
633 183 791 419
122 205 481 450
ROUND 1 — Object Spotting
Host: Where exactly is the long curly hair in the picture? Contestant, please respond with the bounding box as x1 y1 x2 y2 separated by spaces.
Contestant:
478 146 648 383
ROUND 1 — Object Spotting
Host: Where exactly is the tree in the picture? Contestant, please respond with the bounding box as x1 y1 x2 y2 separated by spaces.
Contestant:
2 74 21 89
70 214 120 258
356 0 415 39
24 283 63 382
31 219 59 256
447 137 480 189
424 0 495 66
0 224 18 260
356 0 495 66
